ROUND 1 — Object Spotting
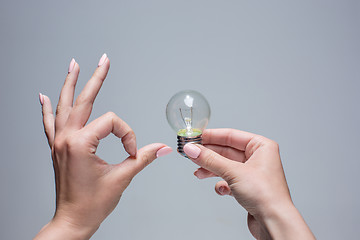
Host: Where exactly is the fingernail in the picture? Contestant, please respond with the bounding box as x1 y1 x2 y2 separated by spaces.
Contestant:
194 170 204 179
219 186 225 195
98 53 107 67
39 93 44 105
183 143 201 159
68 58 75 73
156 146 172 158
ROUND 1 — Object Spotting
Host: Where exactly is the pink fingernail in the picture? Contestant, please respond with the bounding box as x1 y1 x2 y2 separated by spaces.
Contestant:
68 58 75 73
39 93 44 105
183 143 201 159
98 53 107 66
156 146 172 158
194 170 204 179
219 186 225 195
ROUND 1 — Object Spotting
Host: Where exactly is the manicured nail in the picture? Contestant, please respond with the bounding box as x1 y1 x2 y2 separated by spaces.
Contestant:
194 170 202 179
219 186 225 195
194 170 204 179
68 58 75 73
98 53 107 67
183 143 201 159
156 146 172 158
39 93 44 105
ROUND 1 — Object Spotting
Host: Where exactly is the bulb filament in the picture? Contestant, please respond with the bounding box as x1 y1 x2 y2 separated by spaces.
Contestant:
180 107 193 135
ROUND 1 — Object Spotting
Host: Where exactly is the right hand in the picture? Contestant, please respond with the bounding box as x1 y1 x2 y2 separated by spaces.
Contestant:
183 128 315 240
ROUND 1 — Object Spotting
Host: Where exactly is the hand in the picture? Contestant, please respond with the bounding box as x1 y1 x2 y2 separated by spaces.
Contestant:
35 54 172 240
183 128 315 240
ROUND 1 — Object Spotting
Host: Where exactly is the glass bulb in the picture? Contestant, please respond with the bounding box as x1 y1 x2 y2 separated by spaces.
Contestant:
166 90 211 157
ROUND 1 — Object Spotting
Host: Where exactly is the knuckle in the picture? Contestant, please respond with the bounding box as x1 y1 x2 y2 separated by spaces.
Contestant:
64 137 75 148
256 135 278 150
141 152 154 168
246 136 265 155
225 129 234 146
93 70 104 79
122 131 134 142
127 130 135 140
53 138 66 152
247 135 279 156
267 139 280 151
66 136 86 151
53 134 86 154
222 168 239 185
105 111 117 119
55 105 71 116
202 150 216 169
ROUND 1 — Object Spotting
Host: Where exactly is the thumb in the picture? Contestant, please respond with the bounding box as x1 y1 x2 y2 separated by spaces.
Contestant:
112 143 172 180
183 143 237 178
134 143 173 174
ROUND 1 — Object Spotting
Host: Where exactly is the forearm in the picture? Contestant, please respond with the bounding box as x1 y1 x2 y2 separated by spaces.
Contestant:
261 203 315 240
34 217 98 240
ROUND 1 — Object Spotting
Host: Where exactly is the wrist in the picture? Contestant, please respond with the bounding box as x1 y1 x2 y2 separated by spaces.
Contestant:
259 201 315 240
34 216 99 240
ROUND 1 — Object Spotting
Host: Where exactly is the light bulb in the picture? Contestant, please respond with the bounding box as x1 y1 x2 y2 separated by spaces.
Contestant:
166 90 211 158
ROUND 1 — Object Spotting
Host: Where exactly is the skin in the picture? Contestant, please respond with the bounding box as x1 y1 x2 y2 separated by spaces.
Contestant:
34 56 171 239
35 55 314 239
185 129 316 240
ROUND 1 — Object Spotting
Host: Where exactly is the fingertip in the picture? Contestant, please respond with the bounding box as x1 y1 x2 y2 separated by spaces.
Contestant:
130 136 137 157
68 58 76 73
126 142 137 157
130 148 137 158
218 186 224 195
69 60 80 75
39 93 44 105
136 143 169 168
74 61 80 72
184 143 201 159
41 94 51 105
156 146 173 158
98 53 107 67
98 53 110 68
194 169 205 179
138 143 168 156
121 130 137 157
215 181 231 196
215 186 228 196
194 169 203 179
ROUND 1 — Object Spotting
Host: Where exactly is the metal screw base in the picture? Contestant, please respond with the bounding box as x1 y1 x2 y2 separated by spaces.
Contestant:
177 135 202 158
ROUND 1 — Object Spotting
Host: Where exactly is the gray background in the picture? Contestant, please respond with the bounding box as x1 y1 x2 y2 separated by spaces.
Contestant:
0 0 359 239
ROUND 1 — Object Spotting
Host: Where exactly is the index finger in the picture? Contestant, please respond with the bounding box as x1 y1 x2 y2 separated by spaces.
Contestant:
83 112 137 156
202 128 256 151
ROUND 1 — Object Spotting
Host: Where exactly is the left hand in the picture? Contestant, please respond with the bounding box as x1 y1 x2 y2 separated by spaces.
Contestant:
35 54 172 240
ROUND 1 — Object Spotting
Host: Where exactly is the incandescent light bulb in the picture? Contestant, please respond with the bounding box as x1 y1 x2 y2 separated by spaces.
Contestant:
166 90 211 158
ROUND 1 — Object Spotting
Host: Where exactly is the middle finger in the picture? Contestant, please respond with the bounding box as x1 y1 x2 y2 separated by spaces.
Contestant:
204 144 246 162
202 128 256 151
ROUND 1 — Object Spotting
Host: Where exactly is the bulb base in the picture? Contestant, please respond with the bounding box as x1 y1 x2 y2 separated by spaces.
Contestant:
177 135 202 158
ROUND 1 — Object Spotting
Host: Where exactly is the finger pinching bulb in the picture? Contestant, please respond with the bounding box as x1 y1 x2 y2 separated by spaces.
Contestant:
166 90 211 158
